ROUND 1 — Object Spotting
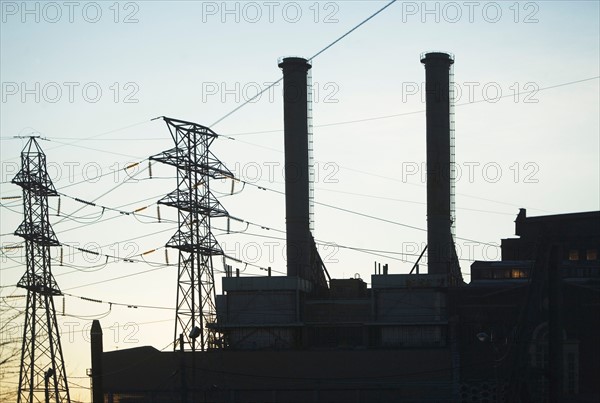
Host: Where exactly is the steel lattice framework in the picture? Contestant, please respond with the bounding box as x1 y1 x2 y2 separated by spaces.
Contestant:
13 138 70 403
151 117 232 351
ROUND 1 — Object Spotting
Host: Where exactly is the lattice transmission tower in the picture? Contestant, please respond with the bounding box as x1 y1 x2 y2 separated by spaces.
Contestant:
151 117 232 351
13 138 70 403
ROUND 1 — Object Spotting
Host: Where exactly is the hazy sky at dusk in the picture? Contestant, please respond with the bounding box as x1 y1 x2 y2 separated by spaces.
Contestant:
1 1 598 400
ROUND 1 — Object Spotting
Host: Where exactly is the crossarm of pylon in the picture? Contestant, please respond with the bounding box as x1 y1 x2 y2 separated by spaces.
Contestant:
151 148 233 179
14 221 59 246
165 230 224 255
157 188 229 217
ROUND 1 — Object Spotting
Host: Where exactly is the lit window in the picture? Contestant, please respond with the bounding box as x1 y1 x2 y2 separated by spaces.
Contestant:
569 250 579 261
511 269 528 279
587 249 598 261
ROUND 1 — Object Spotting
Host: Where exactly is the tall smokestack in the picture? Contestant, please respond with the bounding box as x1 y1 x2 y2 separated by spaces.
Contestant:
421 52 455 277
279 57 312 279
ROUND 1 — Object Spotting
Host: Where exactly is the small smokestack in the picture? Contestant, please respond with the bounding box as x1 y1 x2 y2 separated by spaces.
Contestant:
90 320 103 403
421 52 454 276
278 57 312 279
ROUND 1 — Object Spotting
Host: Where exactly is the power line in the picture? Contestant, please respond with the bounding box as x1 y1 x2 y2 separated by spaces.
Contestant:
211 76 598 214
218 136 552 215
50 193 175 234
0 156 154 202
62 292 174 311
47 139 146 160
0 120 152 162
219 214 489 268
55 190 171 224
57 241 172 266
0 193 168 238
0 225 177 276
60 266 168 291
0 171 436 280
1 168 497 296
52 160 150 227
1 137 167 142
239 179 500 247
209 0 398 127
314 187 515 216
1 177 492 282
220 229 421 267
223 76 600 137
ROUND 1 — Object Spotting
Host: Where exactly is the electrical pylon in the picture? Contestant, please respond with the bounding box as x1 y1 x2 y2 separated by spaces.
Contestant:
13 138 70 403
150 117 232 351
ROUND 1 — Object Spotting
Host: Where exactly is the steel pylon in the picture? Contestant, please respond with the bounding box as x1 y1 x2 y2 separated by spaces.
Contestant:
151 117 232 351
13 138 70 403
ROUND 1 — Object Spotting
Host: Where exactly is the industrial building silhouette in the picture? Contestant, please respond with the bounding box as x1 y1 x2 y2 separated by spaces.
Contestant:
89 53 600 402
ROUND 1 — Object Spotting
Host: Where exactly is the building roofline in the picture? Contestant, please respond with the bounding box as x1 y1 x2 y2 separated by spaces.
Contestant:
520 210 600 223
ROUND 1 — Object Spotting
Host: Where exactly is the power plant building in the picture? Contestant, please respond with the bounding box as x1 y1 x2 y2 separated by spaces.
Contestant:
89 53 600 402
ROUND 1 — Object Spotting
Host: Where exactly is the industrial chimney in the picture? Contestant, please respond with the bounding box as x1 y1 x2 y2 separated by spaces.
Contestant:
279 57 312 280
421 52 455 277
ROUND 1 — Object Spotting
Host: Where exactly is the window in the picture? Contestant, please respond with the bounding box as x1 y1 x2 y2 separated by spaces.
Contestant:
491 269 509 279
569 249 579 261
511 269 529 279
564 344 580 394
567 352 576 394
586 249 597 261
479 268 491 279
529 323 579 396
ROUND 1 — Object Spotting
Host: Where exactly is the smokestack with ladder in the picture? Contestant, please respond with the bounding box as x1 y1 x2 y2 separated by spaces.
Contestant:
278 57 312 280
421 52 455 277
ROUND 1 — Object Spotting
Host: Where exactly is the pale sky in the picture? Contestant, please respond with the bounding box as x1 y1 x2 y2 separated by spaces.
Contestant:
1 1 599 401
